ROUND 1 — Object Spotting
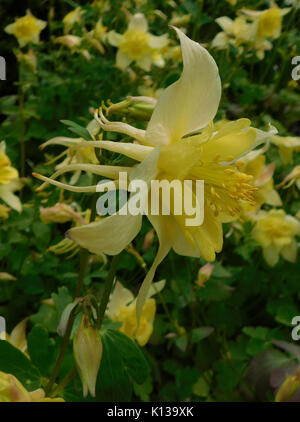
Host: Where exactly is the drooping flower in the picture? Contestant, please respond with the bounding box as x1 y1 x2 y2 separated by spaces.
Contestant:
0 142 21 212
73 316 103 397
275 371 300 402
40 203 86 224
278 165 300 190
252 209 300 267
271 135 300 164
54 35 82 51
35 28 274 323
62 7 83 33
239 150 282 210
5 10 47 47
0 371 64 402
196 263 214 288
106 280 165 346
107 13 169 71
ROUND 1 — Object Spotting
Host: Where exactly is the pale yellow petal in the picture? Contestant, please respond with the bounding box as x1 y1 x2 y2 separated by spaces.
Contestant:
116 50 132 69
215 17 234 33
0 184 21 212
145 28 221 146
136 214 172 329
136 55 152 71
68 208 142 256
148 34 169 49
107 282 135 319
128 13 148 32
263 245 279 267
281 239 297 263
107 30 122 47
5 23 15 34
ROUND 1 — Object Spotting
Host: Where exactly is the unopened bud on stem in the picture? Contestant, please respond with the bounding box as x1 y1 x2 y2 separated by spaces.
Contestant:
73 316 103 397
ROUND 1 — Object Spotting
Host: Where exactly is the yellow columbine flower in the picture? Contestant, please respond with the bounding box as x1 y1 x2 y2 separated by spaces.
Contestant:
93 18 108 43
106 280 165 346
0 142 21 212
5 10 47 47
240 151 282 209
62 7 83 33
35 28 273 321
107 13 169 71
271 135 300 164
252 209 300 267
0 371 64 402
241 5 290 41
212 16 253 51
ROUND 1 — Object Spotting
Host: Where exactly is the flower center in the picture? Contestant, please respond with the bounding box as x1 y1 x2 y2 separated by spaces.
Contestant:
190 160 257 217
120 29 151 60
15 17 39 39
262 217 293 240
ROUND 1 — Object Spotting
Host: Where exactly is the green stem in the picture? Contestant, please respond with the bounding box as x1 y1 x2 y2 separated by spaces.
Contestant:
18 70 25 178
44 310 77 395
44 195 97 395
97 254 120 328
49 366 77 398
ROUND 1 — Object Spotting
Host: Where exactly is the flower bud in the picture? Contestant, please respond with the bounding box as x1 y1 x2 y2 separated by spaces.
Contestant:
40 203 84 224
275 373 300 402
196 263 214 287
106 96 156 121
73 317 103 397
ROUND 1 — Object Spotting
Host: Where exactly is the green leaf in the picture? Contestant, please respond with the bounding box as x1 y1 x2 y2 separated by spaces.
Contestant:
191 327 214 344
133 376 153 402
27 326 56 376
192 375 210 397
0 341 41 391
96 330 131 401
96 329 150 401
176 367 200 400
60 120 92 140
52 286 73 314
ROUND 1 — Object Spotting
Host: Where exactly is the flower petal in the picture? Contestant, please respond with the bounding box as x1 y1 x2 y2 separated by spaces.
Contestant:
107 30 122 47
106 282 135 319
145 28 221 145
0 184 21 212
136 214 172 329
215 17 234 33
116 50 132 70
281 239 297 263
263 245 279 267
128 13 148 32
